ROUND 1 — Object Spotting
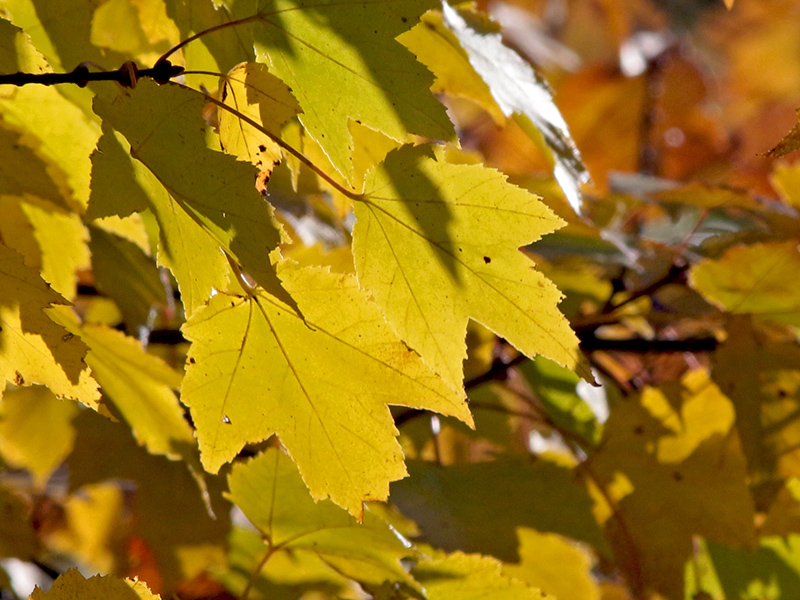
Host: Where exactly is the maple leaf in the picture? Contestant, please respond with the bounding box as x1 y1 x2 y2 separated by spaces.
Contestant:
252 0 454 181
353 144 583 391
227 447 416 586
92 80 295 311
0 243 100 409
181 261 471 517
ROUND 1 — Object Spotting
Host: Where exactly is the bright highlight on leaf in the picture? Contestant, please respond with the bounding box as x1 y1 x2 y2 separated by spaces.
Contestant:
0 243 100 409
354 144 582 390
252 0 454 180
441 3 588 214
182 262 470 516
227 447 416 586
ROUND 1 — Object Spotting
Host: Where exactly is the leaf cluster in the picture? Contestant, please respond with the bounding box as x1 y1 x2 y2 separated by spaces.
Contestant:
3 1 800 600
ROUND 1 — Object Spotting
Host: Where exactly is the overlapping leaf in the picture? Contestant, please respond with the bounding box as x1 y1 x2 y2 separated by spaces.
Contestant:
411 551 547 600
181 262 471 516
690 241 800 327
92 80 293 310
353 144 582 390
440 3 588 214
217 61 300 168
0 243 100 408
228 447 415 586
252 0 454 180
586 369 755 600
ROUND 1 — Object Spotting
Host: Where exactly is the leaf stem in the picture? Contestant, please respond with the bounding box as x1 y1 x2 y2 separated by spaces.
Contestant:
240 545 277 600
175 81 363 202
157 13 262 66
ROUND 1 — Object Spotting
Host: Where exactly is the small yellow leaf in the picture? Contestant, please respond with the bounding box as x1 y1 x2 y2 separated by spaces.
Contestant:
182 262 470 516
412 551 547 600
0 243 100 409
354 144 582 390
0 385 77 487
217 62 300 168
29 569 160 600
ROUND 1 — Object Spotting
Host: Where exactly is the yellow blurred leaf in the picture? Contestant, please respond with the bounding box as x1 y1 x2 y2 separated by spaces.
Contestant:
690 241 800 328
412 551 547 600
503 528 599 600
0 243 101 408
182 262 470 516
587 369 755 599
354 144 583 390
228 447 416 588
0 385 77 487
48 482 126 575
0 484 37 559
29 569 160 600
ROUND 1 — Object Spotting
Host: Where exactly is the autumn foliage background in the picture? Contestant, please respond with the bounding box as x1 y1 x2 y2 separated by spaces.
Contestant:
3 0 800 599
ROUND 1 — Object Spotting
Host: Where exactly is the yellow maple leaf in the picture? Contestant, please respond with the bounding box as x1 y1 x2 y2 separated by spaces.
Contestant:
181 262 471 517
353 144 584 390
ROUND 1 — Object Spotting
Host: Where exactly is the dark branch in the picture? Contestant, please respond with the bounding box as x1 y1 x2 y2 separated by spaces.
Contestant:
0 60 184 88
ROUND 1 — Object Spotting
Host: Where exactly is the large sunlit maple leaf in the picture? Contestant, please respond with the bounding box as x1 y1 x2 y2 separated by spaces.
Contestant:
352 144 583 391
252 0 454 181
181 261 471 517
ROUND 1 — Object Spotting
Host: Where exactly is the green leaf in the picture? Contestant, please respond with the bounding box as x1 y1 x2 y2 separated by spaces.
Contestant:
182 262 471 516
440 3 588 214
88 226 166 330
354 144 583 391
412 551 547 600
391 458 608 561
93 80 294 311
252 0 454 180
0 243 101 409
228 447 415 587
